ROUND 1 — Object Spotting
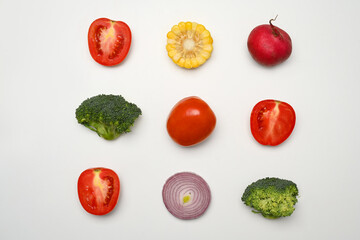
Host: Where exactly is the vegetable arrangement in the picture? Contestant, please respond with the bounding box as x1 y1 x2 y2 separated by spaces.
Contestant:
76 16 299 220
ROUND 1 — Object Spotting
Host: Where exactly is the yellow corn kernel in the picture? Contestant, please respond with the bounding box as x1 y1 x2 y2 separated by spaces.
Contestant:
196 56 206 65
190 58 199 68
201 30 211 39
167 39 177 44
201 37 212 45
203 44 213 52
167 31 177 40
185 22 193 38
172 52 182 62
171 25 181 36
185 22 192 30
178 22 186 33
196 24 205 34
192 22 198 31
178 57 185 67
201 51 211 59
184 58 192 68
166 43 175 52
168 50 177 58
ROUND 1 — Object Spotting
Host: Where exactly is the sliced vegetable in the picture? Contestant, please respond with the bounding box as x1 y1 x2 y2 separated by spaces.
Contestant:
77 167 120 215
166 22 213 69
250 99 296 146
88 18 132 66
162 172 211 220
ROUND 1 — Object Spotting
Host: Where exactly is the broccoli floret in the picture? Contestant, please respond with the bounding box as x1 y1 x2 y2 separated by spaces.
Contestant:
241 177 299 219
76 94 141 140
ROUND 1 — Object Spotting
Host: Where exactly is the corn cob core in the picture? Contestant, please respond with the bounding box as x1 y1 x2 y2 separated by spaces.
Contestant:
166 22 213 69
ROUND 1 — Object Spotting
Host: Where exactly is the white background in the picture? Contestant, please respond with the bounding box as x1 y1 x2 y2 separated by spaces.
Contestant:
1 0 359 239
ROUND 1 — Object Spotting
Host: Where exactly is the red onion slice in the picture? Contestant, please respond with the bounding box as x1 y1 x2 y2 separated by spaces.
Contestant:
162 172 211 220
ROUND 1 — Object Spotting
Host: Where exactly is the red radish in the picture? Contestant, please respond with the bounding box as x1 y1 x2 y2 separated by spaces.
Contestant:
248 16 292 66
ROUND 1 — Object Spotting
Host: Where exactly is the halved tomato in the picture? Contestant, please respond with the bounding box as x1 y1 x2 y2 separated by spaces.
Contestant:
88 18 131 66
77 168 120 215
250 100 296 146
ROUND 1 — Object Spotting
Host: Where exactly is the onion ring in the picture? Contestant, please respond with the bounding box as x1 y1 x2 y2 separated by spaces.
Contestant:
162 172 211 220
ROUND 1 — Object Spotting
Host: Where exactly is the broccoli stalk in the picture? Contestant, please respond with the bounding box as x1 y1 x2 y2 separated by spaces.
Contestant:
76 94 142 140
241 177 299 219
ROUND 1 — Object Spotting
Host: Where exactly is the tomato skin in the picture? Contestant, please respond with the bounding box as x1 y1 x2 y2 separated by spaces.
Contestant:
167 96 216 146
250 100 296 146
88 18 132 66
77 168 120 215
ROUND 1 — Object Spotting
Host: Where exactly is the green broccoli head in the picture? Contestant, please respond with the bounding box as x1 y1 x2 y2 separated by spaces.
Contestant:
76 94 142 140
241 177 299 219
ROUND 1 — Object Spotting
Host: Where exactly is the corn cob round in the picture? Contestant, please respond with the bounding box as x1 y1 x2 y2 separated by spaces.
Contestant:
166 22 213 69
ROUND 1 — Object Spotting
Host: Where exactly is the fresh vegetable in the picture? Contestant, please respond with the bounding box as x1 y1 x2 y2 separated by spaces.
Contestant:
167 96 216 146
76 94 141 140
247 16 292 66
242 177 299 219
162 172 211 220
166 21 213 69
250 99 295 146
88 18 131 66
78 168 120 215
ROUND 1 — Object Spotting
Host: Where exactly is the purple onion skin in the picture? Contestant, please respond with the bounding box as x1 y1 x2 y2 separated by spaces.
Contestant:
162 172 211 220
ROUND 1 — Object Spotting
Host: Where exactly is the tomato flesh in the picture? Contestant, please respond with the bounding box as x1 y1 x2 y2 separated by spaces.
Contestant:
167 96 216 146
78 168 120 215
250 100 296 146
88 18 131 66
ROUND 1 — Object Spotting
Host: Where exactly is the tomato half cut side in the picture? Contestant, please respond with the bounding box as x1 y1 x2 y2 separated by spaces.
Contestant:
250 100 296 146
77 167 120 215
88 18 132 66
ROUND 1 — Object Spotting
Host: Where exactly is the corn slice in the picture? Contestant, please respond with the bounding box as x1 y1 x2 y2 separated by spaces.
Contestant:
166 21 213 69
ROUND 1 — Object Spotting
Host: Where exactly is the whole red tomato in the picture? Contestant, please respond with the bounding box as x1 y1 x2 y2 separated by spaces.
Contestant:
250 99 296 146
77 167 120 215
88 18 132 66
167 96 216 146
